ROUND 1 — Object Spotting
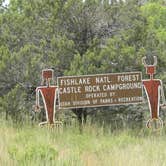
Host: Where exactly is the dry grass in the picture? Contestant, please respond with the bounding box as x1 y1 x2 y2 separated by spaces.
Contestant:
1 120 166 166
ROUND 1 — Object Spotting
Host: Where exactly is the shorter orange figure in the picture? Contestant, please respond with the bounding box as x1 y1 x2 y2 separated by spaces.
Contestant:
34 69 58 126
142 56 166 130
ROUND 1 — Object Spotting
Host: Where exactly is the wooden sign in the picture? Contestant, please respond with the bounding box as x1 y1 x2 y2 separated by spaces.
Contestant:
58 72 143 109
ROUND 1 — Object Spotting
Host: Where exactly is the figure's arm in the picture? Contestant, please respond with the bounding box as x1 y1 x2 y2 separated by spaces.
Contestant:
56 87 60 107
160 80 166 107
142 80 147 102
34 88 41 112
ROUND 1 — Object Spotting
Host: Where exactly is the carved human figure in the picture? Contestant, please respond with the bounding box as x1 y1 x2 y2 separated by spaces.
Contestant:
142 56 166 129
34 69 58 126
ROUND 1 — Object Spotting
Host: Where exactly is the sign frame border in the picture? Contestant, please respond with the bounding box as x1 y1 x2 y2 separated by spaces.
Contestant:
57 71 143 109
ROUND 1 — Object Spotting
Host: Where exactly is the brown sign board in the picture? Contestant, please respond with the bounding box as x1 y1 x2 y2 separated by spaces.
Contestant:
57 72 143 109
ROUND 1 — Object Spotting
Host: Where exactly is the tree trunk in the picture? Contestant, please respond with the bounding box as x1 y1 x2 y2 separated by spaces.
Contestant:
72 108 87 133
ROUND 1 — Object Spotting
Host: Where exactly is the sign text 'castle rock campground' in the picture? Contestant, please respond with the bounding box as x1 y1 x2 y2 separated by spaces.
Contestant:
58 72 143 109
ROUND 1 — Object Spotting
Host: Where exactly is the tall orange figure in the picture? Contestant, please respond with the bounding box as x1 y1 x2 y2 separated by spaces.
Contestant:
142 56 166 129
34 69 58 126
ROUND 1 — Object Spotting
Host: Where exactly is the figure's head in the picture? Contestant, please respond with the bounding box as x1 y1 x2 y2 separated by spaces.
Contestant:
142 56 157 78
42 69 54 86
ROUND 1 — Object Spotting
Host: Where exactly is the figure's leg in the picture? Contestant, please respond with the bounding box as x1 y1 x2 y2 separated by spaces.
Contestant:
39 121 48 126
146 118 163 130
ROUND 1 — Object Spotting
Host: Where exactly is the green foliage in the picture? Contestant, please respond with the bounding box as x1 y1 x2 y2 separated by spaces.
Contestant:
0 0 165 127
8 143 58 164
0 85 27 123
141 2 166 67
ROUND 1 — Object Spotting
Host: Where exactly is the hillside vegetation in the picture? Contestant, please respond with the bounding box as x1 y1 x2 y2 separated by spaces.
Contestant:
0 0 166 165
0 0 166 126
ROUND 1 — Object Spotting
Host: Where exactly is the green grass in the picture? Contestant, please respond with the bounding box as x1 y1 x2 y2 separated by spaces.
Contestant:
1 120 166 166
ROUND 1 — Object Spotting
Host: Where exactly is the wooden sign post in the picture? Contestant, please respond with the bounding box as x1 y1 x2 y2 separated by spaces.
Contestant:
33 56 166 130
